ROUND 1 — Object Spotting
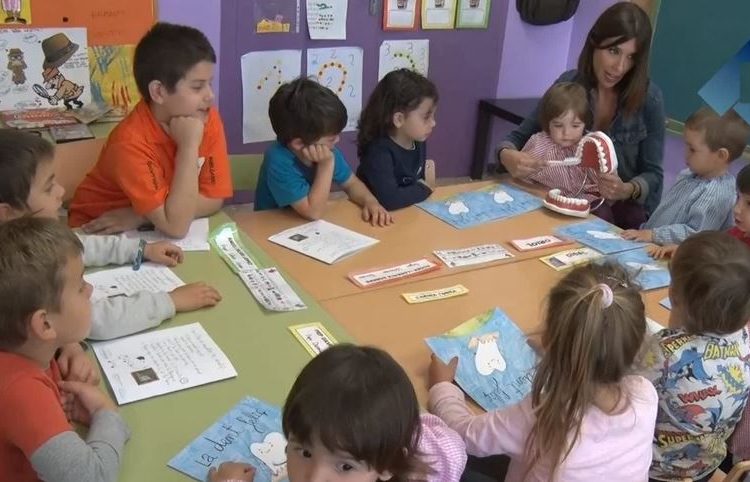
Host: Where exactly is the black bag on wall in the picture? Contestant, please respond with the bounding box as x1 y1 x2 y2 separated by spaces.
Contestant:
516 0 581 25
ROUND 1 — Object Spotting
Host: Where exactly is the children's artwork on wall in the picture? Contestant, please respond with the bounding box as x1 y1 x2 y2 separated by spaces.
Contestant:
306 0 347 40
169 397 290 482
555 218 645 255
0 28 90 112
1 0 31 25
455 0 490 29
307 46 362 132
378 39 428 80
241 49 302 144
383 0 419 31
425 308 537 411
605 247 671 291
417 183 543 229
88 45 138 112
254 0 300 34
421 0 456 29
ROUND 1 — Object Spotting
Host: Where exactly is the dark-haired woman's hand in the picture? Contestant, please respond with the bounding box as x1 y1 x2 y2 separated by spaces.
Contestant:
499 148 547 179
598 172 634 201
428 354 458 389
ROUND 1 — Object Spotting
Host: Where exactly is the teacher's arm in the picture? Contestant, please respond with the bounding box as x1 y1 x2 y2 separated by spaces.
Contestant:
631 85 666 208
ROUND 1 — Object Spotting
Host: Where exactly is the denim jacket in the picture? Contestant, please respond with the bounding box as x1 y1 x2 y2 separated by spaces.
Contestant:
501 69 666 214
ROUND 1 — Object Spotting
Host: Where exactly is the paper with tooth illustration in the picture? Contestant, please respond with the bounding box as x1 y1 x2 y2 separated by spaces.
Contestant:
168 397 289 482
434 244 513 268
555 218 644 254
417 184 543 229
348 258 440 288
425 308 537 411
604 247 671 291
85 263 185 303
539 247 602 271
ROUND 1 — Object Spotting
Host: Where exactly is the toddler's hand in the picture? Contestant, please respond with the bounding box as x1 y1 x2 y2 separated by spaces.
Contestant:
169 282 222 312
57 343 100 385
428 354 458 389
621 229 653 243
646 244 677 260
144 241 184 267
59 380 117 426
361 202 393 227
207 462 256 482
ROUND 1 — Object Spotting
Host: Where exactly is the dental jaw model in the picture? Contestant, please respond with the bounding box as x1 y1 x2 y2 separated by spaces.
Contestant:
543 131 618 218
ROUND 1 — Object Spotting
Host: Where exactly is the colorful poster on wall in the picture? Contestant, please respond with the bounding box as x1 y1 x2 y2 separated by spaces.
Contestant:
1 0 31 25
455 0 490 29
30 0 155 46
254 0 300 34
306 0 347 40
88 45 138 112
307 47 362 132
421 0 457 29
378 39 429 80
0 27 91 112
241 49 302 144
383 0 419 31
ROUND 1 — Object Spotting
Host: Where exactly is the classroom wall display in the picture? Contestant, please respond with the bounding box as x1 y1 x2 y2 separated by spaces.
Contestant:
455 0 490 29
88 45 139 112
421 0 457 29
307 46 363 132
306 0 347 40
0 27 91 111
241 49 302 144
383 0 419 31
254 0 300 33
378 39 429 80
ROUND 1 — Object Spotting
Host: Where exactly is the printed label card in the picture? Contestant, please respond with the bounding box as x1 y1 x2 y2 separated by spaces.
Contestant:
434 244 513 268
510 235 572 252
539 247 602 271
348 258 440 288
288 322 338 356
402 284 468 304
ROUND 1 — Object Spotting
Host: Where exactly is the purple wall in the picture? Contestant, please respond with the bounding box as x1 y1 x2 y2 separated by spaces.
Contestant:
158 0 223 107
218 0 509 178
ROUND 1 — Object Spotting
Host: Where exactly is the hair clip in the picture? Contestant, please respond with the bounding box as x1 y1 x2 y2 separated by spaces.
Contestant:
596 283 614 308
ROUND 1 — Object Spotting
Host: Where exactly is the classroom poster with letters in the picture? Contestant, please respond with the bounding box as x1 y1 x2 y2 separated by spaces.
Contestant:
455 0 490 29
306 0 347 40
307 47 362 132
169 397 289 482
241 49 302 144
421 0 456 29
425 308 537 411
378 39 429 80
382 0 419 31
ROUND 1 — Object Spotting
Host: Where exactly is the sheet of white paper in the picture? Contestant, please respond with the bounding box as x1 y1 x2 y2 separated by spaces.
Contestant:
0 28 92 111
213 226 258 273
434 244 513 268
124 218 210 252
85 263 185 303
307 47 363 132
378 39 429 80
351 258 438 287
385 0 418 28
239 267 307 312
92 323 237 404
240 49 302 144
268 220 379 264
307 0 347 40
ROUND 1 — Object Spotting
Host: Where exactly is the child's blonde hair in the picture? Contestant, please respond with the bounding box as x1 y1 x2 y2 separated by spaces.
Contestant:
525 262 645 479
537 82 590 135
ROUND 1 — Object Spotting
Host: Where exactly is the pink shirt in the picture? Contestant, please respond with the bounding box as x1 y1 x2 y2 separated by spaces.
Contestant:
417 413 467 482
428 376 658 482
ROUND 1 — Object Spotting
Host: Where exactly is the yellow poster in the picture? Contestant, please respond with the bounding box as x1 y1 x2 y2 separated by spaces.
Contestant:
88 44 139 112
1 0 31 25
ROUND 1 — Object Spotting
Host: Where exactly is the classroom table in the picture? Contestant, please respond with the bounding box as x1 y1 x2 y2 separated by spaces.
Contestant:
321 256 670 406
231 179 587 302
102 213 353 482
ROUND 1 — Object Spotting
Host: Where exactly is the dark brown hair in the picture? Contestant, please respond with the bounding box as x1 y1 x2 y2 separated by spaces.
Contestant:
134 22 216 102
0 129 54 211
670 231 750 335
357 69 438 157
268 77 347 145
524 262 645 479
0 217 83 350
685 107 750 161
538 82 590 134
577 2 652 116
282 344 425 480
738 164 750 195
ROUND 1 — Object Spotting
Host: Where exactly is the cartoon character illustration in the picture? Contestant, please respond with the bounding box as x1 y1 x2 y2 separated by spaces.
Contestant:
587 230 621 240
448 200 470 216
34 33 85 109
492 190 513 204
6 48 26 85
250 432 288 480
671 347 712 383
2 0 26 24
716 364 748 398
469 332 507 376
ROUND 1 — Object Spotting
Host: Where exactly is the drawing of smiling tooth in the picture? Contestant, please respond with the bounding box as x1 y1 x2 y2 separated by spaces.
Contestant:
492 190 513 204
587 230 620 240
251 432 287 477
468 332 506 376
447 200 469 215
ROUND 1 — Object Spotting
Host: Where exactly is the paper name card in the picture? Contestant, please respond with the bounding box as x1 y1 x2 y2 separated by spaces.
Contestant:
402 284 468 304
85 263 185 303
239 268 307 312
92 323 237 405
288 323 338 357
510 235 571 252
268 220 379 265
348 258 440 288
539 247 602 271
434 244 513 268
125 218 210 252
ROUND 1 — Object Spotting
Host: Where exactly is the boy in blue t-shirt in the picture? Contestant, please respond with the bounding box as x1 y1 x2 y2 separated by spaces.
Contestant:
255 78 393 226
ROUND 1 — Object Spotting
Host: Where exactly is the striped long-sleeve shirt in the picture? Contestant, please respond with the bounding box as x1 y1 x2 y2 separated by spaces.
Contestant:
643 169 735 245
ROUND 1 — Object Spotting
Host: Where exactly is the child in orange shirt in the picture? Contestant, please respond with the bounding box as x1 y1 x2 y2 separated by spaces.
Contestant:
69 23 232 237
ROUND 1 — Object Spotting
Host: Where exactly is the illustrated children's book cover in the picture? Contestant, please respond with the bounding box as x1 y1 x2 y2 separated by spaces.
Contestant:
555 218 644 255
425 308 538 411
606 247 671 291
